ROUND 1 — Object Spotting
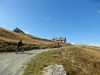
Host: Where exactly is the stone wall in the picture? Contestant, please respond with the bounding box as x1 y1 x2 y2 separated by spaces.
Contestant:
53 37 66 43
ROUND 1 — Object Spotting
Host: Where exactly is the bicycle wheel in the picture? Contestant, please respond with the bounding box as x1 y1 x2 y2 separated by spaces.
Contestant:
21 48 24 53
15 48 18 54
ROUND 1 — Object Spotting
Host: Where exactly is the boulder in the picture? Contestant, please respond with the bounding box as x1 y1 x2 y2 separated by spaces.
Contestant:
42 64 67 75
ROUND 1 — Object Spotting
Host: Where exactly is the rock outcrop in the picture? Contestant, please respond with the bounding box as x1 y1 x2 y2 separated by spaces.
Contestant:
42 64 67 75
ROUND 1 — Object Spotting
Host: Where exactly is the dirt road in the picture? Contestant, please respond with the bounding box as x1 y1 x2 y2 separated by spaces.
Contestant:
0 49 52 75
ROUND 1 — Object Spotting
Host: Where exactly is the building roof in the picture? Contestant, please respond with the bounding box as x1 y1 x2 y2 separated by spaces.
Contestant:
13 27 24 33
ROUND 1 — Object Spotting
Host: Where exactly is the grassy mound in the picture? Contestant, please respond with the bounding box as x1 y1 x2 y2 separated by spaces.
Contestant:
0 27 68 51
23 46 100 75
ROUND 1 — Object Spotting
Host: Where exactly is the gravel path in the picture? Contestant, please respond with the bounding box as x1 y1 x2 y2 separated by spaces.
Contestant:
0 49 52 75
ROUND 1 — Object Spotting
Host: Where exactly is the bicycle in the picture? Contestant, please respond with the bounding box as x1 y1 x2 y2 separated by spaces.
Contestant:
14 47 24 54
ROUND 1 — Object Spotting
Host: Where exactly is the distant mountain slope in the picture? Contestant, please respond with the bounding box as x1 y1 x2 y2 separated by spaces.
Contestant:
0 27 51 43
0 27 59 51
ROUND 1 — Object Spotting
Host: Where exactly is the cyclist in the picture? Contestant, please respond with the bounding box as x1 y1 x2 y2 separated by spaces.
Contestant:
17 40 24 53
15 40 24 54
17 40 23 49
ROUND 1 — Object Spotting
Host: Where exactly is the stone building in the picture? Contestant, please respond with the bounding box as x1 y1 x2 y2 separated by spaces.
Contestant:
53 37 66 43
13 28 24 33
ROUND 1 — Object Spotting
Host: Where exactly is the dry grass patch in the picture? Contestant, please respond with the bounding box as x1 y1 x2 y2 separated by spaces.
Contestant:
0 27 68 51
23 46 100 75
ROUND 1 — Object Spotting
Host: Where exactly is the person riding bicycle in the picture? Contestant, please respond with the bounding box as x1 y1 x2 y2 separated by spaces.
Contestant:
15 40 24 54
17 40 23 49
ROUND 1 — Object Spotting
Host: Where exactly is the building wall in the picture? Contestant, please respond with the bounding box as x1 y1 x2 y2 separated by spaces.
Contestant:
53 37 66 43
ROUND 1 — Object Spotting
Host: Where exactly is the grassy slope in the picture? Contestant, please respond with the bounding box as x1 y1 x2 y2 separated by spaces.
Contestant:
23 45 100 75
0 27 64 51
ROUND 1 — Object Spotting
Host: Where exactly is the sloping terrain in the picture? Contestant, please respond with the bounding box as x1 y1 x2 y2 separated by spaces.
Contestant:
23 45 100 75
0 27 62 51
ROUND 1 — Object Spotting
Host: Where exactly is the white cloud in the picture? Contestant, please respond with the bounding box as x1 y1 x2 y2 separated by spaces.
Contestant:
97 2 100 6
23 30 30 34
97 10 100 13
43 17 51 21
85 43 100 47
71 43 75 45
25 32 30 34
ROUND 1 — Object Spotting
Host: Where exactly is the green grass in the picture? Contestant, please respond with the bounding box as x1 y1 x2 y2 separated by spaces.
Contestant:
23 46 100 75
22 47 77 75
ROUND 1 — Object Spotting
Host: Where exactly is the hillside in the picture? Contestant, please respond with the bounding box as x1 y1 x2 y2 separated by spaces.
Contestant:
23 45 100 75
0 27 65 51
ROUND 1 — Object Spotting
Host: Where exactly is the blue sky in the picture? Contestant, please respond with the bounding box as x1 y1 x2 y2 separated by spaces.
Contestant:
0 0 100 44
